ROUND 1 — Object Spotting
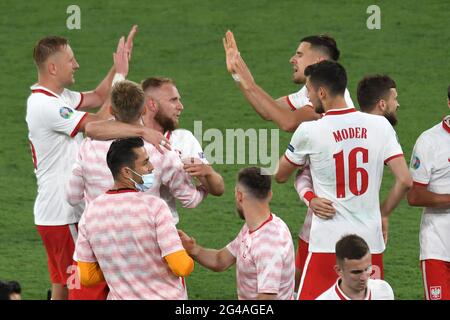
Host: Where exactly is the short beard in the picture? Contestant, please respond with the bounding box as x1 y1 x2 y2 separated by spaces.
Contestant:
384 112 398 126
315 103 325 114
155 110 177 132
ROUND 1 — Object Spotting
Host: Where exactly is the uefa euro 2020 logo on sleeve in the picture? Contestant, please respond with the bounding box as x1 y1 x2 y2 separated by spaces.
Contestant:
411 155 420 170
59 106 74 119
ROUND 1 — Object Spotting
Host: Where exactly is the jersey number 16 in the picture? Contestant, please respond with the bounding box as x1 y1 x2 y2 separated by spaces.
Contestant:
333 147 369 198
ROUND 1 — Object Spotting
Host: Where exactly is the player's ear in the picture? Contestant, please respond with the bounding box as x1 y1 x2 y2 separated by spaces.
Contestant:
47 61 57 76
379 99 387 112
146 97 158 113
334 264 342 277
108 105 115 117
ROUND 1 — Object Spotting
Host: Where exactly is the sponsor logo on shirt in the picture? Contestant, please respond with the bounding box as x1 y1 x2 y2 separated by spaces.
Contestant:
430 286 441 300
287 144 294 152
411 155 421 170
59 106 74 119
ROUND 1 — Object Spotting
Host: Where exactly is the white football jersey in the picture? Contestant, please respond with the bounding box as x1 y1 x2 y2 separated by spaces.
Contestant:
316 278 394 300
410 116 450 261
285 107 403 253
286 85 354 110
160 129 208 223
26 85 86 225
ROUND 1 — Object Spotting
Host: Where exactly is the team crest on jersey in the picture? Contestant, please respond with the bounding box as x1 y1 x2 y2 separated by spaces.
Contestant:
59 107 74 119
430 286 441 300
287 144 294 152
411 155 421 170
198 152 205 159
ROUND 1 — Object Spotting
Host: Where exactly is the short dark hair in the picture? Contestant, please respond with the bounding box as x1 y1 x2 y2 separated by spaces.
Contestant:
8 281 21 295
300 34 340 61
111 80 146 123
304 60 347 96
447 85 450 100
336 234 370 264
106 137 144 180
0 281 10 300
357 75 397 112
33 36 68 68
141 77 175 93
237 167 271 199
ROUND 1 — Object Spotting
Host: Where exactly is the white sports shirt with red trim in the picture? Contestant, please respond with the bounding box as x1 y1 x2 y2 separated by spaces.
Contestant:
410 116 450 262
26 84 86 225
226 213 295 300
75 189 187 300
316 278 394 300
285 107 403 253
286 85 354 111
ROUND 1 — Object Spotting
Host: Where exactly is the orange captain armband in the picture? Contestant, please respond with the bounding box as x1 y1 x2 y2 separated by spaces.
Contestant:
78 261 105 287
164 250 194 277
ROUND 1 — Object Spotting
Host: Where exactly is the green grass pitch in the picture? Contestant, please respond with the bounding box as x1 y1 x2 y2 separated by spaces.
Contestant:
0 0 448 299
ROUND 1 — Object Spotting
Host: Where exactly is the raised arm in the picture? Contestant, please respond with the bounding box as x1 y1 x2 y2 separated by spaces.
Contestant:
78 25 137 110
223 31 320 132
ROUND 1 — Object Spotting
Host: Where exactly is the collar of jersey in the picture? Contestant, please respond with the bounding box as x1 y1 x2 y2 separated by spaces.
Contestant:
323 107 356 116
30 84 59 98
248 213 273 234
106 188 138 194
442 116 450 134
334 278 372 300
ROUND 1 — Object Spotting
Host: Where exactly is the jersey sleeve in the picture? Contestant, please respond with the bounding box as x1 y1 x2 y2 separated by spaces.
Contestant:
294 164 315 206
382 121 404 164
66 143 86 206
159 150 206 208
284 123 311 166
75 214 97 263
62 89 84 110
40 98 87 137
254 233 283 294
226 229 243 258
180 130 209 164
153 199 185 258
287 87 312 110
409 134 432 185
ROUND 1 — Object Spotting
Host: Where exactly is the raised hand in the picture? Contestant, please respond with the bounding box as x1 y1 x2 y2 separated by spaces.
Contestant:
113 36 129 77
125 25 138 61
223 30 255 89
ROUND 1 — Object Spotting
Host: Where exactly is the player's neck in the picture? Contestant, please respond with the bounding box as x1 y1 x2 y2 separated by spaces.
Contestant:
243 202 271 232
112 179 136 191
37 75 64 95
143 116 164 134
339 280 367 300
323 96 348 112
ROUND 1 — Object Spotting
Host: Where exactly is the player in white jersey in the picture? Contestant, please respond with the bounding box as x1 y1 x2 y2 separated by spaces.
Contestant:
223 31 354 132
293 75 408 291
67 81 206 224
75 137 194 299
316 234 394 300
407 87 450 300
140 77 225 220
179 167 295 300
275 61 411 299
25 27 171 300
